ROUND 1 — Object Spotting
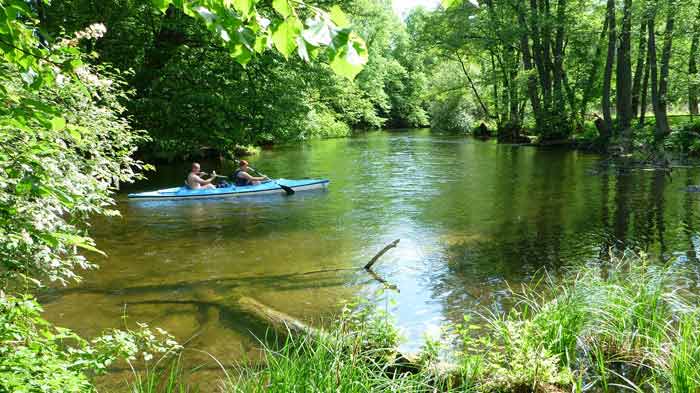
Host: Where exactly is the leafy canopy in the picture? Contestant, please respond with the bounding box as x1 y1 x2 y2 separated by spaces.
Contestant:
153 0 369 79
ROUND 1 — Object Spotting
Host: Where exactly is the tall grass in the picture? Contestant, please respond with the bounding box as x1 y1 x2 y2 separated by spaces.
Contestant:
221 305 447 393
476 253 700 392
125 253 700 393
128 356 194 393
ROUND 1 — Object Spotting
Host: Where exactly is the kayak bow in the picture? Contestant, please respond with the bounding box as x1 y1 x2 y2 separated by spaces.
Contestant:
127 179 329 201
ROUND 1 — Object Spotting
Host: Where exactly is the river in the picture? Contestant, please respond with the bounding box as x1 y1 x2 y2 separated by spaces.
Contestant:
40 129 700 388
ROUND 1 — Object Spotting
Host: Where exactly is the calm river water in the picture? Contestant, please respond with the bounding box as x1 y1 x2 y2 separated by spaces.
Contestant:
41 129 700 387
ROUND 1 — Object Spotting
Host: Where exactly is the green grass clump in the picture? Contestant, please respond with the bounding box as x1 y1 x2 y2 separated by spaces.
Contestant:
219 254 700 392
471 253 700 392
224 302 444 393
127 253 700 393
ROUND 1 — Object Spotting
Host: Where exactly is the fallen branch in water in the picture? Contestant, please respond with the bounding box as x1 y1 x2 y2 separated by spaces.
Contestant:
236 296 425 375
364 239 400 270
237 296 321 339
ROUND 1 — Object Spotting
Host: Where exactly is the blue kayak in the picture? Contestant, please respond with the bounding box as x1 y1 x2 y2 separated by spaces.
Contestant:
127 179 329 200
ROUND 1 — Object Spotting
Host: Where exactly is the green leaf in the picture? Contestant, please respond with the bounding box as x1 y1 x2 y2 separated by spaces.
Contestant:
151 0 170 12
51 188 75 208
441 0 462 9
329 6 350 28
50 117 66 131
330 32 368 80
254 34 269 53
236 27 256 51
232 0 255 18
302 16 333 47
16 177 32 194
272 0 292 18
216 25 231 42
54 233 107 256
272 17 302 58
231 44 252 65
69 59 83 70
67 125 83 143
195 6 216 25
296 36 309 62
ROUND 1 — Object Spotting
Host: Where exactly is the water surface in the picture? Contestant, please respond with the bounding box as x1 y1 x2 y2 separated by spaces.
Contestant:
41 129 700 386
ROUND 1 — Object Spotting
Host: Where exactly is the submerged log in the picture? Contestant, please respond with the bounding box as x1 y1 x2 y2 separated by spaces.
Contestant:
237 296 320 339
237 296 423 371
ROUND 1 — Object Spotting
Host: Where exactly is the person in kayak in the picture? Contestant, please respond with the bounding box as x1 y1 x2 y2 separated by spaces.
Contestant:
186 163 217 190
232 160 268 186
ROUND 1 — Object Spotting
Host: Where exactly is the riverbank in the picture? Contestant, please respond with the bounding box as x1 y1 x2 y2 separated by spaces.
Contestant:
130 253 700 392
150 118 700 166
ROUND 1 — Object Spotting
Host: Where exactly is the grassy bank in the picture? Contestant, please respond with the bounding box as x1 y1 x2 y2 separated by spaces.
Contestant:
132 253 700 392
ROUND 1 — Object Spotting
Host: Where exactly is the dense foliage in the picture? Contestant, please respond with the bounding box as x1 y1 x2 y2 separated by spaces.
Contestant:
0 0 369 391
4 0 700 389
39 0 428 160
415 0 700 153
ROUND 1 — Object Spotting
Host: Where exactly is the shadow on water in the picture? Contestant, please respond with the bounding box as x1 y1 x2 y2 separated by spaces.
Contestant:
40 129 700 377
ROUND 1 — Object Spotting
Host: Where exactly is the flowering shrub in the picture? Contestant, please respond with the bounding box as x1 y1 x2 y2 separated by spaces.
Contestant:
0 294 181 393
0 9 176 392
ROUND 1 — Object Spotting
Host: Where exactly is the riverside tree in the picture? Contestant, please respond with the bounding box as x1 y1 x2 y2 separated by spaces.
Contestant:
417 0 700 154
0 0 368 390
38 0 426 160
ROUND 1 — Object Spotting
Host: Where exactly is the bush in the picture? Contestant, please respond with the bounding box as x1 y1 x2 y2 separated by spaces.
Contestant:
1 20 178 393
0 61 148 286
303 107 352 139
665 121 700 155
0 295 181 393
429 95 474 134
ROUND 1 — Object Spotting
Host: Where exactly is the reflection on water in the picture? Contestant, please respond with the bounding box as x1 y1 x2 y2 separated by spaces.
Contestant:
40 129 700 385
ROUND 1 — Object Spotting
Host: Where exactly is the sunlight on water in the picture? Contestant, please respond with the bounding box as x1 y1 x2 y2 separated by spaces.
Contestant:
40 129 700 385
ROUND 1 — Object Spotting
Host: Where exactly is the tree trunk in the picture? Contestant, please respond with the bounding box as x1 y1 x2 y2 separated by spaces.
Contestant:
562 69 576 118
653 0 675 144
580 17 609 123
529 0 550 115
491 54 501 124
616 0 633 127
518 7 544 132
602 0 617 137
632 20 648 119
689 1 700 116
540 0 554 114
456 54 492 119
553 0 567 118
639 46 651 127
691 38 699 116
648 6 659 133
616 0 633 150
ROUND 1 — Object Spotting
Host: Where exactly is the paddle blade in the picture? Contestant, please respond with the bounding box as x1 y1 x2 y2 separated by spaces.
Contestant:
279 183 295 195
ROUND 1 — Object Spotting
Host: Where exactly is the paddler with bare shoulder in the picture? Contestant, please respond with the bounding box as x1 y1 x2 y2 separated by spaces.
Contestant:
186 162 217 190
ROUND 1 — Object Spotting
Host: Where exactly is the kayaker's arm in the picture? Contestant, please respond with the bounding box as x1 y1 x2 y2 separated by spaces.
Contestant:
238 171 268 182
193 171 217 185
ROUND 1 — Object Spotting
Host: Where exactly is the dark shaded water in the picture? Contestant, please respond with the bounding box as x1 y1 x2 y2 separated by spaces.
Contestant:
41 129 700 386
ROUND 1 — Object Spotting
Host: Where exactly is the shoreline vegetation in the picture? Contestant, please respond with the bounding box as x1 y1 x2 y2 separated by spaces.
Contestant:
127 253 700 393
4 0 700 392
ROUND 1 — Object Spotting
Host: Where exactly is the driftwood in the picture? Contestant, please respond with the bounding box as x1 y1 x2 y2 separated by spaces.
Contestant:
237 296 321 339
237 296 421 368
366 269 398 291
364 239 400 270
